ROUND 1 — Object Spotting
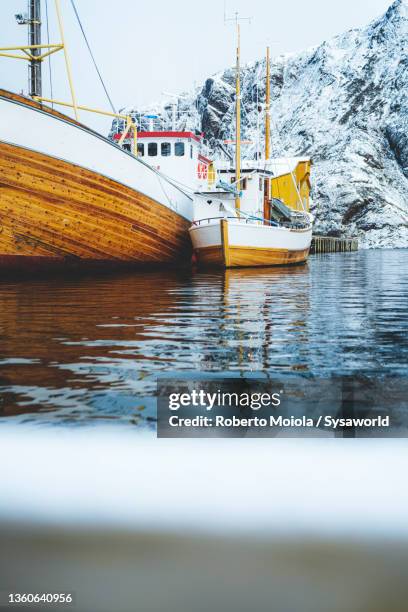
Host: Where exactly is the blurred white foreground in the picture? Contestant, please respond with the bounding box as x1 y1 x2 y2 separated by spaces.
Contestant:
0 427 407 612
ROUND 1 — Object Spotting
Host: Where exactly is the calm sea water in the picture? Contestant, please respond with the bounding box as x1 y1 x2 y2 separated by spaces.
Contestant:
0 250 407 427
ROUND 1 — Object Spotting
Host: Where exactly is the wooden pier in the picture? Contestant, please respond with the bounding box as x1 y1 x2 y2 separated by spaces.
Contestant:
310 235 358 254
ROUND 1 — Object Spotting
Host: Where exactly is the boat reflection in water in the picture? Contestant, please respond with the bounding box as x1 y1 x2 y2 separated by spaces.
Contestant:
1 251 408 426
0 271 190 424
211 264 310 372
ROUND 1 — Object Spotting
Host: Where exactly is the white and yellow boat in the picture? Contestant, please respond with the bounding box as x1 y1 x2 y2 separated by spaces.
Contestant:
189 39 314 268
190 212 313 268
190 158 313 268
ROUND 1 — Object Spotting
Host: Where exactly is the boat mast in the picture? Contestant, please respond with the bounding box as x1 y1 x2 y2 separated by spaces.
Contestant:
265 46 270 161
28 0 42 98
55 0 79 120
264 46 271 224
235 22 241 213
225 10 250 211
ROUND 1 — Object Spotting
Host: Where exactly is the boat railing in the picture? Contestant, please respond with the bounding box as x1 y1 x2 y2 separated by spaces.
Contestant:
191 216 312 230
191 216 262 227
191 216 286 227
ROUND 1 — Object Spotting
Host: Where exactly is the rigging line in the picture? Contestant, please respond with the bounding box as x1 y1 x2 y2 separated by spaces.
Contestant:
45 0 54 108
156 174 178 211
69 0 116 114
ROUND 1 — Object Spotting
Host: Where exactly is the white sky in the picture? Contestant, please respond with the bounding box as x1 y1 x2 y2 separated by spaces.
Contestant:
0 0 394 132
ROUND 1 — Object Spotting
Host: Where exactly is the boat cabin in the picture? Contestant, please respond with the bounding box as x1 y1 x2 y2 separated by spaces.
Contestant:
113 130 216 191
192 157 312 223
217 158 311 214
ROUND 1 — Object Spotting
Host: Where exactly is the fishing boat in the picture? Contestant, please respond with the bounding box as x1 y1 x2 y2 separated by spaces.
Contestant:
0 1 195 272
189 36 314 268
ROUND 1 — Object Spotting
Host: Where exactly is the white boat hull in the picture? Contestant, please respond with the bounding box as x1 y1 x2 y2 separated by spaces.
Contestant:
0 93 193 221
189 219 312 268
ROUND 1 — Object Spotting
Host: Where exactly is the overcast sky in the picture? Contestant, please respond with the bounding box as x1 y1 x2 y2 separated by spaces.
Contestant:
0 0 394 131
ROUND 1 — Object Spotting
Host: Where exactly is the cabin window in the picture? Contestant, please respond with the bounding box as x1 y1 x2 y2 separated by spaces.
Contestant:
161 142 171 156
175 142 185 156
242 178 248 190
148 143 158 156
123 143 131 152
137 143 145 157
259 177 263 191
190 145 193 159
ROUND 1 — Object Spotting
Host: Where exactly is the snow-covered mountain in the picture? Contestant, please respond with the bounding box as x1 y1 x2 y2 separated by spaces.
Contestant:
112 0 408 247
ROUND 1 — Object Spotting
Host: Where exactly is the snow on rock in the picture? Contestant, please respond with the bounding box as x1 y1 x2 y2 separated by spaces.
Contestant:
111 0 408 248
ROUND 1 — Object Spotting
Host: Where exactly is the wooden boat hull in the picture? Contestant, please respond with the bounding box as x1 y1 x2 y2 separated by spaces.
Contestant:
190 219 312 268
194 245 310 268
0 141 191 271
0 90 193 272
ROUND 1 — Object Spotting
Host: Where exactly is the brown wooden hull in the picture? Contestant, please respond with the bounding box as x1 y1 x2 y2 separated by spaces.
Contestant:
195 245 310 268
0 141 192 272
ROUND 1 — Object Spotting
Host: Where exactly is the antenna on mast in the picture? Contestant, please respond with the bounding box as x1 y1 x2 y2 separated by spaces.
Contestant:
15 0 42 97
224 10 252 214
28 0 42 98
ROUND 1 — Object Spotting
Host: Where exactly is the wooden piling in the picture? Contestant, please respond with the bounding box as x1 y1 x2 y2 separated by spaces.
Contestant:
310 235 358 255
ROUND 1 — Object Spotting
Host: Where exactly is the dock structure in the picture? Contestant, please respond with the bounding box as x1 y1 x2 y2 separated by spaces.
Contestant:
310 235 359 254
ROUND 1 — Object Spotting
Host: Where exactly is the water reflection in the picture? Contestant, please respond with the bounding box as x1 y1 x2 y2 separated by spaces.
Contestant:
0 251 407 425
218 265 310 371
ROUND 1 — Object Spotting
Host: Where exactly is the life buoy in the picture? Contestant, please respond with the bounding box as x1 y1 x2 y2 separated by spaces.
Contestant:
197 162 208 180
